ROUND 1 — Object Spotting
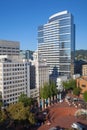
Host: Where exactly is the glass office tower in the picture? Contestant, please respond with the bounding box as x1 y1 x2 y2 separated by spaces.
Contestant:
38 11 75 79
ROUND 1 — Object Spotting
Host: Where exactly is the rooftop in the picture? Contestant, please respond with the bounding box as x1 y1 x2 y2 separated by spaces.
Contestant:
49 10 68 20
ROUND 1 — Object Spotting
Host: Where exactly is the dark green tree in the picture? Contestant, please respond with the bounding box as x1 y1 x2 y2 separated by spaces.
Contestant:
63 79 76 92
83 91 87 110
73 87 81 96
50 81 57 97
40 82 57 99
18 93 34 107
0 110 7 123
0 95 3 108
40 83 50 99
83 91 87 102
0 101 2 109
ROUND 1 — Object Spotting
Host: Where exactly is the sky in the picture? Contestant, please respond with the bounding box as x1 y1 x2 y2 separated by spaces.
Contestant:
0 0 87 51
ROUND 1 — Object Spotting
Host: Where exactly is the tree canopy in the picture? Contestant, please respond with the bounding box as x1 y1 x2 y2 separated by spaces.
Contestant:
40 83 50 99
63 79 76 91
0 109 7 123
73 87 81 96
50 81 57 96
40 81 57 99
83 91 87 102
18 93 34 107
7 102 35 124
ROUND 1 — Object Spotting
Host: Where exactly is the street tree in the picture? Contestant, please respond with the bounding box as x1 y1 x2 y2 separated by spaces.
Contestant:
63 79 76 92
40 81 57 99
7 102 35 125
18 93 34 107
83 91 87 102
40 83 49 99
50 81 57 97
73 87 81 96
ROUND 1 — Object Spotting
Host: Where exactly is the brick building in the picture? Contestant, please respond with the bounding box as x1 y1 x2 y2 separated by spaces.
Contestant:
76 76 87 95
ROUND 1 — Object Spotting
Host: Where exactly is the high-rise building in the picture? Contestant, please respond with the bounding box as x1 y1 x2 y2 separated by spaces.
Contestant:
0 40 31 106
0 55 30 106
38 10 75 80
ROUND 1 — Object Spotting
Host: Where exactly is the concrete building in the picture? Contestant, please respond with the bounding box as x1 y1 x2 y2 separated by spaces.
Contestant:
30 88 39 99
0 55 30 106
29 51 49 99
56 76 68 91
82 64 87 76
38 63 49 88
0 40 20 56
76 76 87 95
72 74 80 79
31 51 39 89
31 51 49 89
0 40 41 105
38 10 75 81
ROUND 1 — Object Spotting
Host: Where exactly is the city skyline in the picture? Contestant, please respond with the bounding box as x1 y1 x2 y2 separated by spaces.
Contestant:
0 0 87 50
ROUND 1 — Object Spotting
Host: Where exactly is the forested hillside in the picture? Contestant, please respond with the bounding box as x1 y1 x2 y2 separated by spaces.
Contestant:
75 50 87 60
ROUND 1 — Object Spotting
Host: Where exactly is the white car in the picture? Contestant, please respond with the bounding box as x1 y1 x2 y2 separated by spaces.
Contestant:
49 127 58 130
71 122 85 130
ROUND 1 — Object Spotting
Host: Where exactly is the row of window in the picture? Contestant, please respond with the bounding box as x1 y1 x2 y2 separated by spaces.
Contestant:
4 92 25 103
4 76 25 80
0 47 19 49
3 64 25 67
3 72 26 76
4 84 27 89
4 88 25 93
4 97 18 103
4 80 27 85
3 68 26 72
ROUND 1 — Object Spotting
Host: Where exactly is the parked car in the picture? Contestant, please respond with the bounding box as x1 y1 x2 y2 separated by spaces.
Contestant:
49 127 58 130
71 122 85 130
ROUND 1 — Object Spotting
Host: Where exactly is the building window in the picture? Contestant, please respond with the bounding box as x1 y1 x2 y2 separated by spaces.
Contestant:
82 85 86 87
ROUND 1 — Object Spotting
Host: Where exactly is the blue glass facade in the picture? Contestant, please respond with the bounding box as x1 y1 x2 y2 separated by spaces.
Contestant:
20 50 33 60
38 11 75 78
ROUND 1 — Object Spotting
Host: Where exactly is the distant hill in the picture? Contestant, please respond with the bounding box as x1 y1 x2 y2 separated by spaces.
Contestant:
75 50 87 60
